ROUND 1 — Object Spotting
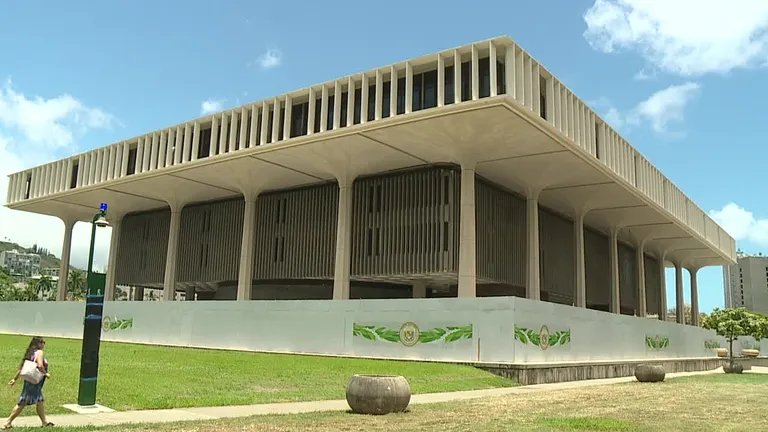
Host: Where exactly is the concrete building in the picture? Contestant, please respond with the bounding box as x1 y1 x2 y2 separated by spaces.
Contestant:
723 253 768 314
0 249 41 278
4 36 736 326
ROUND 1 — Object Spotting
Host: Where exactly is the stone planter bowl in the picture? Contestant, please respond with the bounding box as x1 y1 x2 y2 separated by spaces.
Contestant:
634 364 665 383
346 374 411 415
724 363 744 374
742 349 760 358
715 348 728 358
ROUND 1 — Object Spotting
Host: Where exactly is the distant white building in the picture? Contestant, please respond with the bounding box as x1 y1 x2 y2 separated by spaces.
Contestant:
0 249 41 278
40 267 60 278
723 252 768 314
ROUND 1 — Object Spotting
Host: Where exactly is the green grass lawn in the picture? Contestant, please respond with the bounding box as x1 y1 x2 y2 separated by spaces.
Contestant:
0 334 513 416
34 373 768 432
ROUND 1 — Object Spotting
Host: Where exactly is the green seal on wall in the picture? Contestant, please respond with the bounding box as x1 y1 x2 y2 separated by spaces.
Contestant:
399 322 420 347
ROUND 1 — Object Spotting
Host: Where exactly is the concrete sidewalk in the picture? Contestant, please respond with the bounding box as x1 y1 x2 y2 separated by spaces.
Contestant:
12 367 756 428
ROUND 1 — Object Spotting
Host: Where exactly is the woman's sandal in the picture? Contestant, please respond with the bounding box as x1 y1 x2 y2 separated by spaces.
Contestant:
1 424 12 429
43 423 54 427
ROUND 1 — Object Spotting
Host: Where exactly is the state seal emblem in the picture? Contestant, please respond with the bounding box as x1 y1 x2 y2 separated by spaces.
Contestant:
399 322 421 347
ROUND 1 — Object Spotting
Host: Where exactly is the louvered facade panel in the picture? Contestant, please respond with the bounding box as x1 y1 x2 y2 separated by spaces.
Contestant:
585 228 610 310
618 242 638 315
645 254 662 316
115 208 170 285
351 166 460 278
253 183 338 280
539 209 575 305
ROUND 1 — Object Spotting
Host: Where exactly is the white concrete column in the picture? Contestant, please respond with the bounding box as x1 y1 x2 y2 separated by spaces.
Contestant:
690 267 700 326
375 70 383 120
333 82 342 129
133 286 144 301
284 96 293 138
609 228 620 314
471 44 479 100
141 136 152 171
454 49 462 104
525 191 541 300
658 252 668 321
240 109 249 149
183 123 193 162
636 240 647 317
191 123 201 161
389 66 397 117
412 280 427 298
320 87 329 132
220 113 230 154
57 219 76 301
229 110 239 151
360 74 368 123
332 180 353 300
210 115 220 156
104 217 122 301
505 44 516 99
573 210 586 308
458 167 477 298
135 138 145 173
107 146 116 180
260 101 270 145
76 155 85 187
163 207 183 301
271 99 280 142
173 128 182 165
150 133 159 170
437 54 445 107
237 197 258 301
405 62 413 114
165 129 175 167
675 262 685 325
249 105 259 146
346 78 354 126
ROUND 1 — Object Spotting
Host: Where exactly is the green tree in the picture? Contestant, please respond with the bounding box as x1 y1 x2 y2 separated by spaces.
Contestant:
68 269 86 301
702 308 768 371
34 275 55 301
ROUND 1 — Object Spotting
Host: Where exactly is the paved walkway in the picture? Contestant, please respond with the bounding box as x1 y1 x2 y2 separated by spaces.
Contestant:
13 366 766 428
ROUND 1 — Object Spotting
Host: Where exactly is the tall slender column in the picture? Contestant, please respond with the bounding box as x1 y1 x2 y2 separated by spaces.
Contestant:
658 253 668 321
333 180 353 300
237 197 257 301
104 218 122 301
163 207 183 301
636 240 647 317
526 190 541 300
609 228 620 314
412 280 427 298
458 167 477 298
675 263 685 324
57 219 76 301
573 210 586 307
690 267 700 326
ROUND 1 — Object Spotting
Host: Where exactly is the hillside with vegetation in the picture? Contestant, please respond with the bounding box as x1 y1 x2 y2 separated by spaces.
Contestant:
0 239 64 269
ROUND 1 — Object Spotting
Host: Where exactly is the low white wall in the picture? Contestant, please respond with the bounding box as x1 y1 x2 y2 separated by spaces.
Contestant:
0 297 754 363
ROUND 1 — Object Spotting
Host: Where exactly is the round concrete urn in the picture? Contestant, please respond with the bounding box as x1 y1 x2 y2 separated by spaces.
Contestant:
634 364 665 383
715 348 728 358
346 374 411 415
724 363 744 374
742 349 760 358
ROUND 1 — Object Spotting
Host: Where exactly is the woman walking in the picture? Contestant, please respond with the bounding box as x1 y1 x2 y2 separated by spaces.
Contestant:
3 336 54 429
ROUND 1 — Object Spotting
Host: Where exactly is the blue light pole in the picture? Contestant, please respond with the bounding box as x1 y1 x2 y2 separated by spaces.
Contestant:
77 202 109 406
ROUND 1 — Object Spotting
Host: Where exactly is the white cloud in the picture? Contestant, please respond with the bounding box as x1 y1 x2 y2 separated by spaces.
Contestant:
604 107 623 128
200 99 223 115
710 203 768 247
633 68 657 81
0 81 114 271
257 48 282 69
626 82 700 134
583 0 768 76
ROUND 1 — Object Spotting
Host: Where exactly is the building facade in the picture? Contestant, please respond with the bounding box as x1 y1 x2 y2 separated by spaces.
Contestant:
723 253 768 314
0 250 41 278
4 36 736 326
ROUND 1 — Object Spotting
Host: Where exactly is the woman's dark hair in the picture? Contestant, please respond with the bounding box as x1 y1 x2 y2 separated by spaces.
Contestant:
20 336 45 368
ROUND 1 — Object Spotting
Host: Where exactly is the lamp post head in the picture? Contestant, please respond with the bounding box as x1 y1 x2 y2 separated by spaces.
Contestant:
94 215 109 228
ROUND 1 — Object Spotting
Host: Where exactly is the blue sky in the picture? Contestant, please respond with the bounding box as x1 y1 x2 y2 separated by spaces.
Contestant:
1 0 767 312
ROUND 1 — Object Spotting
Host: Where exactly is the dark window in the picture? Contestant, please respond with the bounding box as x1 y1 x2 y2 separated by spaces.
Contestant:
273 237 280 262
290 102 308 138
235 118 242 150
327 95 335 131
397 77 406 115
443 221 449 251
412 73 422 111
255 108 262 144
539 76 547 120
24 176 30 199
479 57 490 98
595 123 601 158
461 61 471 101
198 128 211 158
422 69 437 109
280 237 285 262
245 112 252 145
267 110 274 143
340 91 348 128
278 107 285 141
497 61 506 95
445 66 455 105
367 229 373 256
375 227 380 256
382 81 391 118
126 148 137 175
367 84 376 121
314 98 322 133
213 124 221 153
353 89 362 124
69 162 79 189
443 175 450 205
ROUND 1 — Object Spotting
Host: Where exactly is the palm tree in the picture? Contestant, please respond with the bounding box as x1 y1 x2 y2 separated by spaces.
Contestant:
34 275 54 301
68 269 86 301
